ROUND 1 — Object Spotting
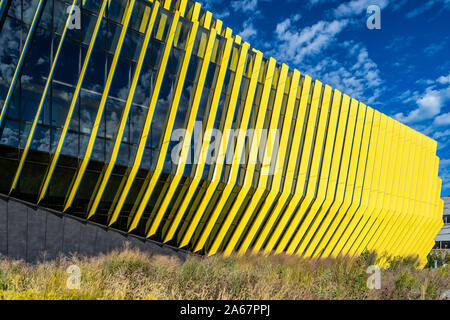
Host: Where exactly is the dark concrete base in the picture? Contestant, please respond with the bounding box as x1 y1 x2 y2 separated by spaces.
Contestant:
0 195 186 262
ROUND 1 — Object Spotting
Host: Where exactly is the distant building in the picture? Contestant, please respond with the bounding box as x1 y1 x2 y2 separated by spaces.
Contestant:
435 196 450 249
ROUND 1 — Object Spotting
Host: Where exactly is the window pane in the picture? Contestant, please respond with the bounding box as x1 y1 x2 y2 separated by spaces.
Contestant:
0 18 22 110
144 39 163 69
79 90 100 134
0 120 19 147
153 11 171 41
107 21 122 53
83 0 103 13
128 104 146 144
7 0 22 20
61 132 79 157
108 58 131 100
92 136 105 162
149 73 176 149
105 99 125 140
130 0 152 33
83 49 105 93
30 125 50 152
53 39 80 86
174 20 191 50
23 0 41 25
52 82 74 128
133 68 155 106
108 0 128 24
123 30 143 61
81 11 99 45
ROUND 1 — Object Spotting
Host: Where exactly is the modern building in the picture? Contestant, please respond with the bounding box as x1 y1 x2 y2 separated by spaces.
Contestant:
0 0 444 265
435 196 450 249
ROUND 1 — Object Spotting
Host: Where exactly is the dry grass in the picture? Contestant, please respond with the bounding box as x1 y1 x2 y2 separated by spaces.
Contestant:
0 245 448 300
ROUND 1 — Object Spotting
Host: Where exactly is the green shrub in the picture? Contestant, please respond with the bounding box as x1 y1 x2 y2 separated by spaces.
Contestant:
0 246 448 300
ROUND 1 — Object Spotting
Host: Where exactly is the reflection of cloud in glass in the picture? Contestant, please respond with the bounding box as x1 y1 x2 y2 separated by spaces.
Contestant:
23 0 40 25
61 133 79 157
129 105 146 144
174 83 193 130
21 28 51 84
27 127 60 153
9 0 22 20
19 122 31 148
115 86 129 101
30 126 50 152
79 91 99 134
0 123 19 146
53 0 68 33
132 68 155 106
150 75 177 148
20 75 33 83
0 19 21 84
105 100 122 139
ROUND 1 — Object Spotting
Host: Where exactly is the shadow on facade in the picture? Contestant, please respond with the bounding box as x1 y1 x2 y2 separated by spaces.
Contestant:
0 194 187 263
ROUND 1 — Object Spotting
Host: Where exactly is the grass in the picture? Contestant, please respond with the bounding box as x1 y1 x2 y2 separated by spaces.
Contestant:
0 245 448 300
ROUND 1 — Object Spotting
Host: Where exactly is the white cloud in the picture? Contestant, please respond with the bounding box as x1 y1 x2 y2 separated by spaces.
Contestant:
273 18 348 64
292 13 302 22
395 72 450 124
438 159 450 195
198 0 231 18
386 35 414 52
266 12 383 105
434 112 450 126
395 87 450 123
303 43 383 104
443 183 450 194
405 1 436 18
405 0 450 19
231 0 258 12
440 159 450 169
308 0 324 6
396 89 420 104
304 0 339 8
424 41 447 56
433 129 450 140
333 0 388 18
199 0 223 9
437 72 450 84
239 19 258 41
218 9 231 19
391 0 409 11
0 19 21 83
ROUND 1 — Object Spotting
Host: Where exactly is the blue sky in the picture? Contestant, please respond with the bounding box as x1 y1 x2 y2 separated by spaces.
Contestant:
198 0 450 196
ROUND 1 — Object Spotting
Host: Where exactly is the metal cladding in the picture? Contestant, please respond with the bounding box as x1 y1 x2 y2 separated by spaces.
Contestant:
0 0 444 266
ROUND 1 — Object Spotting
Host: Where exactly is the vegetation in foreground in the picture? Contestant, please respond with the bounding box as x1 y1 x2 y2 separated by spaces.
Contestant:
0 245 448 300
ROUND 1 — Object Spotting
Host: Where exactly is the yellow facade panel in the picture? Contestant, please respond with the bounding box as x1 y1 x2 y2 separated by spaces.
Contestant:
220 59 278 256
310 98 359 257
163 31 236 243
0 0 443 264
328 106 374 257
62 0 137 212
143 25 217 237
350 116 392 256
108 9 181 226
223 65 290 255
179 42 251 249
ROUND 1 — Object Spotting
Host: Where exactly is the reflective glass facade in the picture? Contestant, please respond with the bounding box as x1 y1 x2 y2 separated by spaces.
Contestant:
0 0 443 266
